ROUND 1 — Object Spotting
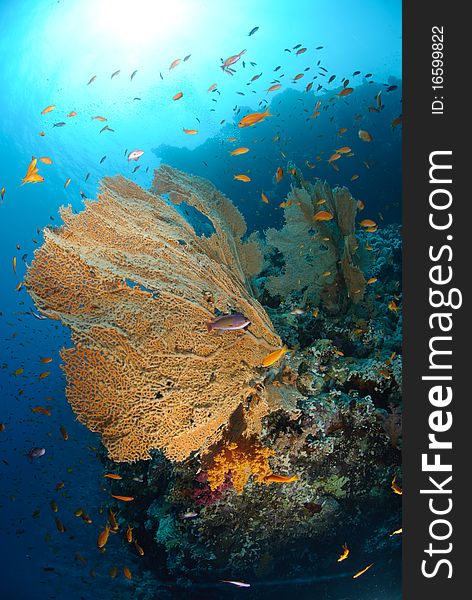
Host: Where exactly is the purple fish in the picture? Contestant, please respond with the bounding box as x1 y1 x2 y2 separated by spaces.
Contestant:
206 313 250 332
26 447 46 462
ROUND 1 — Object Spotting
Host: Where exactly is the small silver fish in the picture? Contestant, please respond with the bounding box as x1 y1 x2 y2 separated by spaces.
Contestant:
87 75 97 85
221 580 251 588
30 309 47 320
99 155 107 164
180 511 198 520
130 70 138 81
111 70 120 79
26 447 46 462
53 122 66 127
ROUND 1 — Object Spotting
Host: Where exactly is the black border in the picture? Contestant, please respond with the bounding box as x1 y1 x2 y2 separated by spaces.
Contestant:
403 1 468 596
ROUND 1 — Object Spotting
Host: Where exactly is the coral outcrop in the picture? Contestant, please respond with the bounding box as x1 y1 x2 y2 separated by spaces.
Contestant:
264 178 367 312
25 165 281 463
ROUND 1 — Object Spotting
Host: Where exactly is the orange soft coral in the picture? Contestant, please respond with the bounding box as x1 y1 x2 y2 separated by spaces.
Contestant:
206 439 275 494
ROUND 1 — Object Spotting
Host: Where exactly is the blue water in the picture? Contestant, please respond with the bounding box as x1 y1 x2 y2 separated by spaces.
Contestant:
0 1 402 598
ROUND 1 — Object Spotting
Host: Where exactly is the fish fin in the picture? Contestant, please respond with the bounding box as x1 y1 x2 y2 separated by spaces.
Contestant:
206 322 213 333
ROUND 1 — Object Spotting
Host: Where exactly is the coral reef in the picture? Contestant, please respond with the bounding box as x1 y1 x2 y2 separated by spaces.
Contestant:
25 165 282 462
263 177 368 313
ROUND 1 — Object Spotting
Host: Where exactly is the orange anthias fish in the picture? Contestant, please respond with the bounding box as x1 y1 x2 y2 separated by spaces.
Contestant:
391 115 403 129
183 129 198 134
238 108 273 128
230 147 249 156
337 87 353 97
172 91 183 101
54 517 66 533
104 473 122 480
221 49 246 74
293 73 304 80
126 524 133 543
91 116 107 122
60 425 68 440
21 158 44 185
353 563 374 579
41 105 56 115
111 494 134 502
262 345 290 367
261 191 269 204
358 129 373 142
97 524 110 548
234 174 251 182
108 509 119 532
67 111 77 117
267 84 282 93
367 277 377 284
40 357 53 364
39 370 51 380
275 167 283 183
337 543 350 562
314 210 334 221
336 147 351 154
328 153 341 162
207 83 217 92
265 474 299 483
39 157 52 165
31 406 51 416
64 178 71 189
123 566 132 580
134 540 144 556
360 219 377 228
391 476 402 494
169 58 181 70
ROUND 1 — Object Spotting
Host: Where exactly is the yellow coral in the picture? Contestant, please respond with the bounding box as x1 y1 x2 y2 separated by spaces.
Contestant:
25 166 281 463
206 439 275 494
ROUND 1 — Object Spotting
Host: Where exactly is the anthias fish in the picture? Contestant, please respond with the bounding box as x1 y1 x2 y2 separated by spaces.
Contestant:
265 474 299 483
337 543 350 562
206 313 250 332
128 150 144 161
262 345 290 367
238 108 273 128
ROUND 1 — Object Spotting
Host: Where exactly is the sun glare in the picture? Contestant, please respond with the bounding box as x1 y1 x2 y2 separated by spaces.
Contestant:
90 0 192 49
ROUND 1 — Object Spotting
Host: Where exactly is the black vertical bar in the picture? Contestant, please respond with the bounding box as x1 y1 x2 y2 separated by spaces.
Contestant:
403 1 468 597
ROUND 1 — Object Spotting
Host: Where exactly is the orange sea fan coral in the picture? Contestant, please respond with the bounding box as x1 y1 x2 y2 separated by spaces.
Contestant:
265 178 367 309
206 439 275 494
25 165 281 463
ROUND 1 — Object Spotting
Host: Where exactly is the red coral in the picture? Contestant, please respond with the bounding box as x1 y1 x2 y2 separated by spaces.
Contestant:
191 472 233 506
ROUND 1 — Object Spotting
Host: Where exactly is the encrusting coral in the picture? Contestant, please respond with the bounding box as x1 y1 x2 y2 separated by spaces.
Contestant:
264 176 367 311
25 165 281 463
